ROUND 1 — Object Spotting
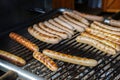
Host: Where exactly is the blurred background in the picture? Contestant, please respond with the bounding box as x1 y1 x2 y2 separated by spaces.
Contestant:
0 0 120 33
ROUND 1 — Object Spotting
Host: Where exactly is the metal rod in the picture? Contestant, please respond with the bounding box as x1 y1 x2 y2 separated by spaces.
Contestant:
0 59 45 80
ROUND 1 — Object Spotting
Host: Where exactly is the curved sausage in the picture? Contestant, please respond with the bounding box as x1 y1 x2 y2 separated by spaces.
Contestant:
63 11 90 26
0 50 26 66
33 51 58 71
86 28 120 45
91 23 120 36
48 19 74 35
54 18 74 30
9 32 39 52
73 10 104 22
43 21 70 38
33 24 62 41
63 14 88 29
81 32 120 51
43 49 98 67
58 15 85 32
28 27 61 44
39 23 68 39
76 36 116 55
94 21 120 31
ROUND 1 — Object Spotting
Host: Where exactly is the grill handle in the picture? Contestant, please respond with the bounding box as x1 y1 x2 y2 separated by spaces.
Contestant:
0 70 18 80
0 59 45 80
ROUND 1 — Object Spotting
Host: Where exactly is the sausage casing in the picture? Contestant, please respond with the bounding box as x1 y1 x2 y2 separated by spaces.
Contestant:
43 49 98 67
91 23 120 36
9 32 39 52
94 21 120 31
28 27 61 44
0 50 26 66
33 51 58 71
58 15 85 32
73 10 104 21
81 32 120 51
63 11 90 26
86 28 120 45
76 36 117 55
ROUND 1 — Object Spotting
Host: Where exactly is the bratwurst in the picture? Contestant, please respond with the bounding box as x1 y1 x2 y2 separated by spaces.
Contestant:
9 32 39 52
42 49 98 67
0 50 26 66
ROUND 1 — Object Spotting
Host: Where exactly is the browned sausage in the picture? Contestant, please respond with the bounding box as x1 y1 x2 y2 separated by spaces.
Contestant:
63 11 90 25
58 15 85 32
94 21 120 31
0 50 26 66
48 19 74 35
28 27 61 44
9 32 39 52
81 32 120 51
33 24 62 41
86 28 120 45
63 14 88 29
76 36 117 55
91 23 120 36
39 23 68 39
42 49 98 67
33 51 58 71
73 10 104 21
53 18 75 30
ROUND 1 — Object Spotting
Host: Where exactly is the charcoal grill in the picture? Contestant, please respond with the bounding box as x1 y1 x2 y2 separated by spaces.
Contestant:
0 8 120 80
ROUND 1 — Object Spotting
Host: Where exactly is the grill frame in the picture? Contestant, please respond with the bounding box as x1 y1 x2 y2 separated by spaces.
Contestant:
0 8 120 80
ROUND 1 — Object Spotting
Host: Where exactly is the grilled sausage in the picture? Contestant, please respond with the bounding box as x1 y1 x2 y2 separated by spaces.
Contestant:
48 19 74 35
76 36 116 55
33 51 58 71
9 32 39 52
43 21 71 38
91 23 120 36
33 24 62 40
63 14 88 29
54 18 74 30
28 27 61 44
42 49 98 67
63 11 90 26
58 15 85 32
0 50 26 66
86 28 120 45
81 32 120 51
94 21 120 31
39 23 68 39
73 10 104 21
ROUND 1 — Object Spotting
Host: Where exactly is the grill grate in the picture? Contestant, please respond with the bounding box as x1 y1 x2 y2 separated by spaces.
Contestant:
0 8 120 80
3 28 120 80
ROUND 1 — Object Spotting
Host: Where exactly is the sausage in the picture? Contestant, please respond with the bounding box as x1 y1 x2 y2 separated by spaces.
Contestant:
43 21 71 38
58 15 85 32
54 18 74 30
63 11 90 26
73 10 104 21
0 50 26 66
28 27 61 44
42 49 98 67
86 28 120 45
76 36 116 55
110 19 120 27
39 23 68 39
9 32 39 52
81 32 120 51
33 24 62 40
33 51 58 71
48 19 74 35
91 23 120 36
94 21 120 31
44 21 65 32
63 14 88 29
